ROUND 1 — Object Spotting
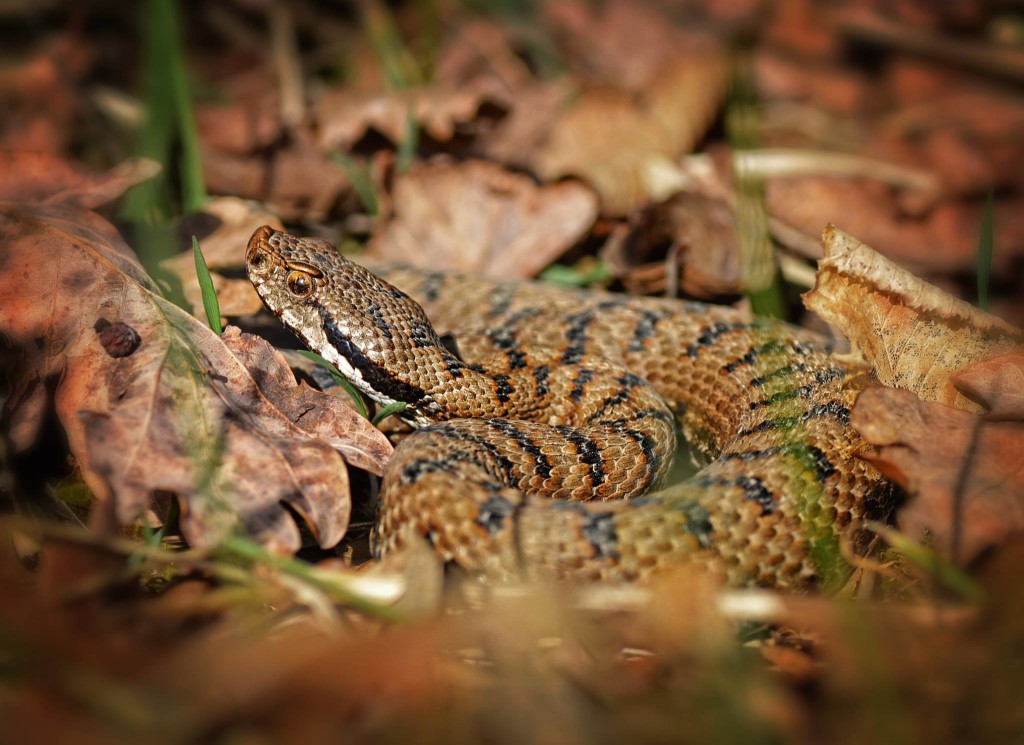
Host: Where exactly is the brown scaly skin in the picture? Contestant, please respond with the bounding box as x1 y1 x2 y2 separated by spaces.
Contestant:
247 226 894 588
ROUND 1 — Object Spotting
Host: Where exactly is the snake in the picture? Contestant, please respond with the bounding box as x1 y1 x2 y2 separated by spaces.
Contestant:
246 226 894 588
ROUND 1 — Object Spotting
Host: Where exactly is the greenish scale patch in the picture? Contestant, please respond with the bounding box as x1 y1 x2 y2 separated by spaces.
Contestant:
742 328 849 587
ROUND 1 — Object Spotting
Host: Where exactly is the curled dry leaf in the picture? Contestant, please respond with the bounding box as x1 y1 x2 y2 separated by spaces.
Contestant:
0 203 391 553
804 226 1024 412
601 191 742 298
368 158 598 277
806 227 1024 563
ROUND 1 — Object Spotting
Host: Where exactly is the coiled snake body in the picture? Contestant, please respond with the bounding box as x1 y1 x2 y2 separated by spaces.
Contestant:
247 227 893 588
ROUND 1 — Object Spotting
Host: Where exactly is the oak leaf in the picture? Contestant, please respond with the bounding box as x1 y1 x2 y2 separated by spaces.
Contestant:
0 200 390 552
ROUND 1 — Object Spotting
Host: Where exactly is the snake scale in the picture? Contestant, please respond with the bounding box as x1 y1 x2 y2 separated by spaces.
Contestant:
247 226 894 588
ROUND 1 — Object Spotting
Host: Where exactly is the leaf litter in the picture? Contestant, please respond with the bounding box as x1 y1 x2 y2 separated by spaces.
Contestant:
0 156 390 554
2 2 1024 744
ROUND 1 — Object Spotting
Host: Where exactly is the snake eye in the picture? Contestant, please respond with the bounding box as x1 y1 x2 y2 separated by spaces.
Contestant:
287 270 314 298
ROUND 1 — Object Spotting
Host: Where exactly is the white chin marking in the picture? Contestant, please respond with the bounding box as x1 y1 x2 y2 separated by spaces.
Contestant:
322 345 400 408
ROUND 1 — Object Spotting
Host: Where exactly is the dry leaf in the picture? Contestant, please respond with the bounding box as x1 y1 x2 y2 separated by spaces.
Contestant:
601 191 742 298
196 95 281 156
532 53 727 216
532 88 675 217
202 144 353 222
434 19 535 93
0 202 390 552
220 327 390 476
807 228 1024 563
315 86 499 150
0 151 159 208
852 385 1024 563
475 80 574 169
545 0 709 92
952 353 1024 420
368 158 597 276
804 226 1024 411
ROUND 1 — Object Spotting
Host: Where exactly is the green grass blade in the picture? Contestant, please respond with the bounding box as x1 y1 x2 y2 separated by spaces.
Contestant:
727 53 785 319
295 350 370 419
976 189 994 311
359 0 422 90
192 236 222 334
539 260 612 287
331 152 380 217
218 536 404 620
396 105 419 173
157 0 206 211
372 401 407 426
869 523 986 602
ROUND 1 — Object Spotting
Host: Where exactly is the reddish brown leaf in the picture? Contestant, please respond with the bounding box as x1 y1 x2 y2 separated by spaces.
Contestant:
853 386 1024 564
952 353 1024 420
0 151 159 208
544 0 711 92
315 86 499 151
368 158 597 277
220 327 390 476
0 203 390 552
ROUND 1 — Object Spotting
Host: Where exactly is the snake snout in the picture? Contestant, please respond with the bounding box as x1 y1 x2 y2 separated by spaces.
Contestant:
246 225 278 271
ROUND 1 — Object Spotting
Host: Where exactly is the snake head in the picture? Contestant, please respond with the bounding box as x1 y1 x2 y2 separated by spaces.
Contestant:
246 226 447 422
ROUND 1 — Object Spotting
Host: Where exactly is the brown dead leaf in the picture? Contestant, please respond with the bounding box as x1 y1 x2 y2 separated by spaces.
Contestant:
315 86 500 151
196 95 282 156
532 53 727 216
0 202 390 552
601 191 742 298
544 0 710 92
368 158 597 276
952 353 1024 420
808 228 1024 563
804 226 1024 412
202 143 354 222
0 151 159 208
532 88 674 217
852 386 1024 564
0 32 93 152
475 80 574 170
220 327 390 475
434 19 535 94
